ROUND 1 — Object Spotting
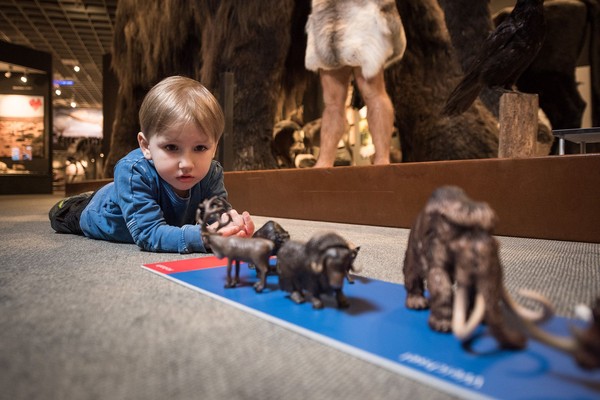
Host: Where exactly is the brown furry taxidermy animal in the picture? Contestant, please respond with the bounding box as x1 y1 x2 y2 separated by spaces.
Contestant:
106 0 304 174
200 0 298 170
105 0 203 177
385 0 499 162
304 0 406 79
403 186 552 349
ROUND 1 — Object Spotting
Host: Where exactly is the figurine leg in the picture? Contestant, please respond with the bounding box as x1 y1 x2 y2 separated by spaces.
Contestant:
290 291 305 304
234 260 240 287
403 233 429 309
311 296 324 309
253 261 268 293
346 271 355 284
427 266 453 332
472 238 526 349
224 260 236 288
335 289 350 308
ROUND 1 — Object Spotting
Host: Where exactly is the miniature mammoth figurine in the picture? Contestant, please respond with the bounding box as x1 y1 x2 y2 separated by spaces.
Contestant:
277 231 360 309
197 197 274 292
403 186 552 349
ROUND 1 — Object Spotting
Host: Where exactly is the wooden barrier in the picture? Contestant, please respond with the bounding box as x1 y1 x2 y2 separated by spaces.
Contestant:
66 154 600 243
225 155 600 243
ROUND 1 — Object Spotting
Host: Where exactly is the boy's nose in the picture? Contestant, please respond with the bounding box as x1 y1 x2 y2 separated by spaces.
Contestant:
179 155 193 169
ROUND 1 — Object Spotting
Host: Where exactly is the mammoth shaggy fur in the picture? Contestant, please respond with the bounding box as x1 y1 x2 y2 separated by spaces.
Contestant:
385 0 499 162
105 0 303 175
403 186 551 349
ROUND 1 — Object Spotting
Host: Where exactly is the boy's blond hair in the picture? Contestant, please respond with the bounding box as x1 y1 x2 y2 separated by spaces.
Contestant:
139 76 224 143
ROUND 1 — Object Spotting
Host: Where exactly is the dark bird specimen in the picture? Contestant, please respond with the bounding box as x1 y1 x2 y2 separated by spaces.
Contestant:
442 0 546 116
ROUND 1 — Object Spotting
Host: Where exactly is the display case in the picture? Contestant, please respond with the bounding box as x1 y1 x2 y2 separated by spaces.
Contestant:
0 41 52 194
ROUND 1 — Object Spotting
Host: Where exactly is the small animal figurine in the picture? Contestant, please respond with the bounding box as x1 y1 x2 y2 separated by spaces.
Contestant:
403 185 553 349
524 297 600 370
277 231 359 309
344 241 360 284
197 197 274 292
252 220 291 274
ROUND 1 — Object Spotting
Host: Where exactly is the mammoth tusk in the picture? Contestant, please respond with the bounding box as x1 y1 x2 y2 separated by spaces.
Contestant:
503 288 554 323
505 288 579 356
452 286 486 340
519 316 577 354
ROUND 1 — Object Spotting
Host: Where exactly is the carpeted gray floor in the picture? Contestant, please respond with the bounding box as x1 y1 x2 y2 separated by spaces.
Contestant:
1 194 598 400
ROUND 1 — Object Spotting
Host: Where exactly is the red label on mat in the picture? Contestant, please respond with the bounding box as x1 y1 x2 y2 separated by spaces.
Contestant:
143 256 227 274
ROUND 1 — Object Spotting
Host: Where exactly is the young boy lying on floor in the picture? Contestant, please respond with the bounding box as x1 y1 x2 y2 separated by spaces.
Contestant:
49 76 254 253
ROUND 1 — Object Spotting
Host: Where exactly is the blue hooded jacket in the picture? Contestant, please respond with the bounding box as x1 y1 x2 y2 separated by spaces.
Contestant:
79 148 228 253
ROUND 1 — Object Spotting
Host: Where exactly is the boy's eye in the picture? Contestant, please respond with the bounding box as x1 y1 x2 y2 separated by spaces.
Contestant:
164 144 178 151
195 145 208 152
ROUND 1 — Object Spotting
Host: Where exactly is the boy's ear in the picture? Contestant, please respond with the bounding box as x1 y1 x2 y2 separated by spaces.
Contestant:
137 132 152 160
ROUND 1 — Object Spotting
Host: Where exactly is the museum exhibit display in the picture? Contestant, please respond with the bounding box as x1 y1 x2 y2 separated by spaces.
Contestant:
0 42 53 194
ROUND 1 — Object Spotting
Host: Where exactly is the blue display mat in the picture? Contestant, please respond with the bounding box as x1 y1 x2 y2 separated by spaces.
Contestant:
143 257 600 400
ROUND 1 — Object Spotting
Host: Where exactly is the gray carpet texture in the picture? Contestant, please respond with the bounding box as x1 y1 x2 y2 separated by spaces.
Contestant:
1 194 598 400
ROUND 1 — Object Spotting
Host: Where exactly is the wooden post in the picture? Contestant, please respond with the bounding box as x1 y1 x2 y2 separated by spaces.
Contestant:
498 92 538 158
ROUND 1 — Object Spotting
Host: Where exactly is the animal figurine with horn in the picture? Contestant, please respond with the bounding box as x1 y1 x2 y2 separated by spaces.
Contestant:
277 231 360 309
196 197 274 292
403 185 553 349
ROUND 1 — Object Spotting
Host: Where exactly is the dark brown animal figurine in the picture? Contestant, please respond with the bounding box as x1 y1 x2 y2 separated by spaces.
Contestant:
252 220 291 275
197 198 274 292
403 186 552 349
524 297 600 370
277 232 359 309
253 220 291 256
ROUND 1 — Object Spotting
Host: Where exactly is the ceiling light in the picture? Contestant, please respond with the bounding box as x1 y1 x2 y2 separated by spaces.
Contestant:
73 65 80 72
55 89 62 96
70 99 77 108
20 74 28 83
4 71 11 78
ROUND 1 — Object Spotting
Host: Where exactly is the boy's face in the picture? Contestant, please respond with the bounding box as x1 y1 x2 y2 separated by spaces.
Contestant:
138 125 217 197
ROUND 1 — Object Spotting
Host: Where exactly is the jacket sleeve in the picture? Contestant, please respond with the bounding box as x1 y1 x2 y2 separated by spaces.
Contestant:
114 160 207 254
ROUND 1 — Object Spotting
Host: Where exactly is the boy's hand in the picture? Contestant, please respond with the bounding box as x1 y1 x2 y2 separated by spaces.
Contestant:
240 211 255 237
211 210 255 237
